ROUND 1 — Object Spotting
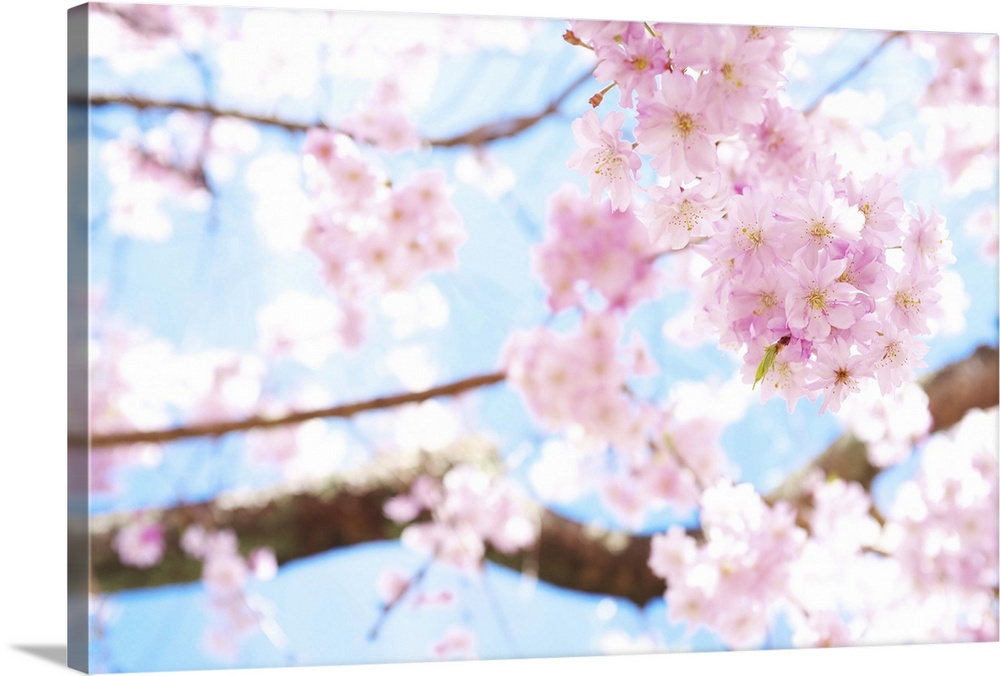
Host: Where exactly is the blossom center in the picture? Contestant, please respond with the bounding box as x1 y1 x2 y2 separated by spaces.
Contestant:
807 288 827 310
754 291 777 314
895 290 921 310
741 225 764 248
671 200 699 231
881 340 904 365
721 63 743 87
808 219 832 241
674 112 696 138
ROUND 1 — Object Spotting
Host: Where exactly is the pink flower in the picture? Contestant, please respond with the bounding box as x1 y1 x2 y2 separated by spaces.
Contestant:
431 626 477 659
844 172 905 244
640 172 729 249
635 72 726 182
775 180 864 266
533 185 660 312
566 20 634 47
964 206 998 260
592 24 668 107
247 548 278 581
867 324 928 395
684 26 785 126
649 526 697 581
784 256 860 342
567 110 641 211
810 340 867 414
113 517 166 569
202 552 249 599
708 187 781 274
885 270 942 336
902 206 955 274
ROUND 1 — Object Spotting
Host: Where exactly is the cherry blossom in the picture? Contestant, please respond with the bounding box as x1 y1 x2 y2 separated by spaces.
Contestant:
635 71 728 182
639 171 729 250
567 109 641 211
112 515 166 568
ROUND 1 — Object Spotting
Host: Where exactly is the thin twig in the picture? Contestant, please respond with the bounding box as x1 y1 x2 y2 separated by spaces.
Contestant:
367 555 435 641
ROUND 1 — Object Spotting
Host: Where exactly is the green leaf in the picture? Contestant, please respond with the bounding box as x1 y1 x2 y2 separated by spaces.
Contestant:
753 344 778 390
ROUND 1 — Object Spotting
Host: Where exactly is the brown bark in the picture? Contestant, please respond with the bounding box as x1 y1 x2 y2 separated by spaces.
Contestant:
89 345 998 606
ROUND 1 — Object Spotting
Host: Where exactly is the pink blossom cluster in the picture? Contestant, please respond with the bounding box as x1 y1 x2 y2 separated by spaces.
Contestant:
100 114 215 242
533 185 662 312
91 3 222 73
784 476 884 648
914 33 999 108
504 310 736 527
648 481 805 648
340 78 423 153
964 207 999 261
181 525 280 660
90 322 266 433
885 407 999 605
569 22 788 117
563 22 953 415
909 34 998 193
835 380 932 467
564 21 791 226
598 412 731 529
701 166 949 413
180 349 265 425
256 291 347 367
502 311 656 447
383 465 537 571
302 129 466 345
112 514 166 568
523 385 734 529
88 323 174 493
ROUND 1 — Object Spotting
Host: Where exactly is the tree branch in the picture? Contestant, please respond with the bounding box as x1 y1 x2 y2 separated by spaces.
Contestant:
803 30 907 116
80 370 506 448
72 70 593 149
88 345 998 606
424 69 593 147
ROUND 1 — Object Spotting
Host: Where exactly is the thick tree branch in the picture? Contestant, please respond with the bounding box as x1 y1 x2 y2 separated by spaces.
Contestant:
89 345 998 606
72 70 592 148
80 371 506 448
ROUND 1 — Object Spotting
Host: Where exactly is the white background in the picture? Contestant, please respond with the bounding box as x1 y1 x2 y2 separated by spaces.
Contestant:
1 1 997 674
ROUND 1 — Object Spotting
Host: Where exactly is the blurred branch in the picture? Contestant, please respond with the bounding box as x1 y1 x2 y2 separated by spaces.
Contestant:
90 345 999 604
424 69 592 146
803 30 907 115
80 370 506 448
73 69 593 148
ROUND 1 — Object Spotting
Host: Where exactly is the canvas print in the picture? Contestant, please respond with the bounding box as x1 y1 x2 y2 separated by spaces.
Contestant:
68 2 999 673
